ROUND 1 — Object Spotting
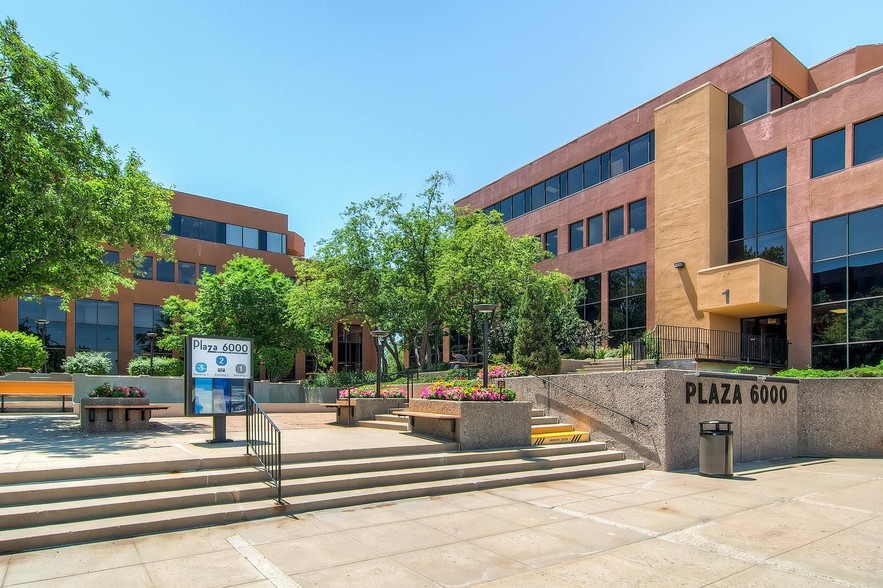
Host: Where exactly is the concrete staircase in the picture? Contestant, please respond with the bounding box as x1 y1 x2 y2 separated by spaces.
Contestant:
0 440 642 553
530 408 591 445
358 405 410 431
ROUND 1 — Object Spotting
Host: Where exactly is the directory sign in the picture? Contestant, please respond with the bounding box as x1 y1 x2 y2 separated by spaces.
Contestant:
185 335 253 416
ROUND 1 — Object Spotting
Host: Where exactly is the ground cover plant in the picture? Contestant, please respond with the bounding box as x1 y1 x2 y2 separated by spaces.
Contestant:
776 360 883 378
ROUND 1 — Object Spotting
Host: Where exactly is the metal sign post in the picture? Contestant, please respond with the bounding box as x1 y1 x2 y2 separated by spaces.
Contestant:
184 335 254 444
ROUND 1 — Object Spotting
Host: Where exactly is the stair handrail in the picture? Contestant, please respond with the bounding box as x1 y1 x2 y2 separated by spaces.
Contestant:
246 394 283 504
529 374 651 429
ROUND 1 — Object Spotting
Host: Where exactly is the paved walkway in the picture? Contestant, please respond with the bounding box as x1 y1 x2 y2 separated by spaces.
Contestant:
0 414 880 587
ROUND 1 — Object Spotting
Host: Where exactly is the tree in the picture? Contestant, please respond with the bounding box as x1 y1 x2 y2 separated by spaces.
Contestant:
159 256 329 375
0 19 174 303
513 282 561 375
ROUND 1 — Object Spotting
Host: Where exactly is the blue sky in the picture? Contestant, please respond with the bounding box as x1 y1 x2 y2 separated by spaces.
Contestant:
4 1 882 254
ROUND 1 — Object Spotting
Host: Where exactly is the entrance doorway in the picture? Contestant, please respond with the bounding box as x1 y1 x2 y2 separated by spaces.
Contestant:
741 314 787 365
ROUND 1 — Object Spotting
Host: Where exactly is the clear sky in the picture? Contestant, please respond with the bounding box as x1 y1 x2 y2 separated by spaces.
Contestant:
4 1 882 254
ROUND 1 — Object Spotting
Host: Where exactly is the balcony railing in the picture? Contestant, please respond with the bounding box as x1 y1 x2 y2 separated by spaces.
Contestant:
627 324 788 368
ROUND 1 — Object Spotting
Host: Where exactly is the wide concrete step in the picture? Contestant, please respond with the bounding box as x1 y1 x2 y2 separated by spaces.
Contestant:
531 431 591 445
530 416 560 425
357 420 409 431
0 458 643 554
531 409 545 417
0 448 625 529
1 442 610 509
374 413 409 423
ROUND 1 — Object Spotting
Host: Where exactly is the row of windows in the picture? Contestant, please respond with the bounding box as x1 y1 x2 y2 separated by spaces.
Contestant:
133 255 215 286
575 263 648 346
167 214 288 254
812 205 883 370
483 131 655 222
728 77 797 128
812 114 883 178
544 199 647 256
727 150 787 265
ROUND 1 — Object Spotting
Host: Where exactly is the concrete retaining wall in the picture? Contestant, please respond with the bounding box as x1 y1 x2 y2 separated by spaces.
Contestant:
798 379 883 457
408 399 531 450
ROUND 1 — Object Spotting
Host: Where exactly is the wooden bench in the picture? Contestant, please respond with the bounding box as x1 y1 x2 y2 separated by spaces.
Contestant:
395 410 461 434
0 381 74 412
323 401 355 426
84 404 170 424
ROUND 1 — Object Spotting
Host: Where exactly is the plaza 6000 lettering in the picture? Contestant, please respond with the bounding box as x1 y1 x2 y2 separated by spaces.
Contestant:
686 381 787 405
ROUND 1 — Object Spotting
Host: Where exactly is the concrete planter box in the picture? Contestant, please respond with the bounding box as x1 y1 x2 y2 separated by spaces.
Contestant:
80 397 150 433
408 399 531 449
332 397 407 425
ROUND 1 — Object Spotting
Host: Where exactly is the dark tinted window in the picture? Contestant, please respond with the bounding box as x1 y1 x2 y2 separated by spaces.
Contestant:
756 150 786 193
569 221 584 252
102 250 119 266
608 207 624 239
758 231 787 265
628 199 646 233
812 129 845 178
567 166 583 196
629 134 650 168
849 206 883 254
544 230 558 256
609 144 629 177
812 258 846 303
588 214 603 246
608 263 647 345
199 264 216 277
180 216 200 239
576 274 601 322
156 260 175 282
584 157 601 187
135 256 153 280
199 219 219 242
728 151 787 264
728 78 769 128
756 189 786 234
545 176 560 205
531 184 545 210
513 192 525 217
849 250 883 299
178 262 196 285
499 198 513 222
854 114 883 166
813 216 847 261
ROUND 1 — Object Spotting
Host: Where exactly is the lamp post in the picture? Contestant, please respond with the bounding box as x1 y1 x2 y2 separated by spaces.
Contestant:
35 319 49 373
146 332 157 376
370 329 389 398
474 303 497 387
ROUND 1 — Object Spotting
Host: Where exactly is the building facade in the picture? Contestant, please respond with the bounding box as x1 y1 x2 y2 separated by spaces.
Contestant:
456 39 883 369
1 190 377 378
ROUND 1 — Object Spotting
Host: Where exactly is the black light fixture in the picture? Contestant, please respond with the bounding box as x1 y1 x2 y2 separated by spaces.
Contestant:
35 319 49 373
474 303 498 387
146 332 157 376
370 329 390 397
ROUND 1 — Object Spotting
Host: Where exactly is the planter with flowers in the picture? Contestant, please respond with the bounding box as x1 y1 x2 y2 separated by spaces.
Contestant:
408 381 530 449
80 383 150 433
333 385 408 425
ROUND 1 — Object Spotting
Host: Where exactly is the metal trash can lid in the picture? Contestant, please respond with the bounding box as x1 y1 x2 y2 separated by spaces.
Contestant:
700 420 733 425
699 420 734 433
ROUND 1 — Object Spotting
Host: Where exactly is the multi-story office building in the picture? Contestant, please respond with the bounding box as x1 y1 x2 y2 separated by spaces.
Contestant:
457 39 883 369
1 191 378 378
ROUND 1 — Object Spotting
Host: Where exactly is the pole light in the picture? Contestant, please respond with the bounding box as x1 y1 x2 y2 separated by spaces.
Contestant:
370 330 390 398
35 319 49 373
474 304 498 387
146 332 157 376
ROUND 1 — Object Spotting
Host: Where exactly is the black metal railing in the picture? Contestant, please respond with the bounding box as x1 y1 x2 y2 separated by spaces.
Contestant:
530 374 651 429
625 324 788 369
246 394 282 504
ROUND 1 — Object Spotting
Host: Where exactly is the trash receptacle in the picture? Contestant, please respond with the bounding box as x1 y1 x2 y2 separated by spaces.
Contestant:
699 420 733 477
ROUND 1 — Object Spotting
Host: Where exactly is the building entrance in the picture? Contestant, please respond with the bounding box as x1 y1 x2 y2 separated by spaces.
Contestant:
741 314 787 365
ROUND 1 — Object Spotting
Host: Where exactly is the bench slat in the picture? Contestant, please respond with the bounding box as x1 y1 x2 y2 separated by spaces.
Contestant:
0 381 74 395
395 410 461 420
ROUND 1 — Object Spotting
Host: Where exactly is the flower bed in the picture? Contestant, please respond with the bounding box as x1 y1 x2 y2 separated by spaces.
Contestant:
421 380 515 402
88 383 148 398
481 364 524 379
339 385 406 399
408 397 531 449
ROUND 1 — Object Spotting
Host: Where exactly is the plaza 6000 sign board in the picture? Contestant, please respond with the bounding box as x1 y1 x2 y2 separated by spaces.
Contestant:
189 336 252 379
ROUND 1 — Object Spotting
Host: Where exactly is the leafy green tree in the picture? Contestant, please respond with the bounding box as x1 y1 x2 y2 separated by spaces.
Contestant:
0 19 174 303
0 330 47 374
513 282 561 375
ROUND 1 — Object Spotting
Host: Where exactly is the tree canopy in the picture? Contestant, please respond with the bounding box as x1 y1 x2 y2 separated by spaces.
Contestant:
0 18 174 303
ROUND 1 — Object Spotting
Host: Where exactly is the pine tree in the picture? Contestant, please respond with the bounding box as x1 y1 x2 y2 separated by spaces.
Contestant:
513 282 561 375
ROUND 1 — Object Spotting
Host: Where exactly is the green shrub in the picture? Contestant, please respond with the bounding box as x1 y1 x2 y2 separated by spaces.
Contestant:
63 351 112 375
604 346 623 358
127 356 184 376
776 362 883 378
303 370 377 389
730 365 756 374
259 347 295 382
447 366 480 380
0 330 48 374
513 282 561 375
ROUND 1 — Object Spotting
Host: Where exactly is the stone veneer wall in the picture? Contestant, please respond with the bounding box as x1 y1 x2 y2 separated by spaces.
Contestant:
798 379 883 457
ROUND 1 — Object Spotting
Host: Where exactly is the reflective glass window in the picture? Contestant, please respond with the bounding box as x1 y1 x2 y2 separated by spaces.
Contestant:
608 263 646 345
513 192 525 217
757 231 787 265
728 78 769 128
756 150 786 194
588 214 603 246
199 264 216 277
266 231 283 254
180 216 199 239
849 298 883 343
628 199 646 233
608 207 624 240
629 134 650 168
545 176 560 205
569 221 584 252
812 216 847 261
531 184 545 210
854 114 883 166
178 262 196 285
102 250 119 266
567 166 583 196
199 219 219 242
756 189 786 233
135 255 153 280
226 224 243 246
609 144 628 177
544 230 558 256
584 157 601 187
600 152 610 182
812 345 847 370
812 258 847 303
243 227 259 249
500 198 513 221
156 260 175 282
849 206 883 254
812 303 847 345
812 129 845 178
849 250 883 299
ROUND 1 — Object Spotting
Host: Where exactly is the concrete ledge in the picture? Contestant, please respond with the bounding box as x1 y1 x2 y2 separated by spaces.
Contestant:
408 399 531 449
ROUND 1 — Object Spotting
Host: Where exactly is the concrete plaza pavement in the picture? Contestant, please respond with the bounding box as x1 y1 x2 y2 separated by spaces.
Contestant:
0 413 881 587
